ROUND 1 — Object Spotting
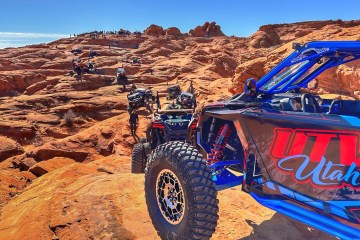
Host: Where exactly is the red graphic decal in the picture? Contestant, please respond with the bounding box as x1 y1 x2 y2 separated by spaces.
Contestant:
349 208 360 223
269 128 360 189
270 129 360 166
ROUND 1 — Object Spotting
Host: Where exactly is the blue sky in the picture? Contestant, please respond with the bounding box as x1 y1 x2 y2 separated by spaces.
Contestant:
0 0 359 48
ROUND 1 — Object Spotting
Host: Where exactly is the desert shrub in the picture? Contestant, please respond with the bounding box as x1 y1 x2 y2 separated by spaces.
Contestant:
62 110 76 127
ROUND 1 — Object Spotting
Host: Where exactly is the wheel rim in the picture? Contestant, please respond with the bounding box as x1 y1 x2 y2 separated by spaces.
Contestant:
156 169 185 225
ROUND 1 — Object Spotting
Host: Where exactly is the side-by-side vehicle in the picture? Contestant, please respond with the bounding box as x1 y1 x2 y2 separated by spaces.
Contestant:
144 41 360 240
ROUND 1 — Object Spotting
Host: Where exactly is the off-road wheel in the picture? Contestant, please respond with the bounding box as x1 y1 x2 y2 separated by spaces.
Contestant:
145 141 218 240
144 142 151 155
145 123 152 142
131 143 146 173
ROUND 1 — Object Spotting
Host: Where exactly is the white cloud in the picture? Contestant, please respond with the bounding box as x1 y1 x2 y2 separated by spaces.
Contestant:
0 39 22 42
0 32 69 49
0 42 21 49
0 32 68 38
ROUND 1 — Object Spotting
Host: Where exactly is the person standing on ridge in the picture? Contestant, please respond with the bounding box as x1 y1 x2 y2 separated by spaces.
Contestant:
129 110 139 136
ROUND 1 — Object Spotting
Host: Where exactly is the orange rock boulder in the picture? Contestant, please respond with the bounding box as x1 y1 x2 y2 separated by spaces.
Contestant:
249 27 280 48
189 21 225 37
165 27 182 36
0 71 47 96
144 24 165 36
0 136 24 162
29 157 76 177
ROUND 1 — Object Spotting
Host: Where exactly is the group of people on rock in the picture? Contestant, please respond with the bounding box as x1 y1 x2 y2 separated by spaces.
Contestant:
72 59 86 76
71 59 96 79
79 30 142 39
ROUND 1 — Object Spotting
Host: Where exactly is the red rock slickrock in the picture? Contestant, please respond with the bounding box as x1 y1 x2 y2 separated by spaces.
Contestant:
230 20 360 96
0 71 47 96
28 157 76 176
0 20 358 240
0 136 24 162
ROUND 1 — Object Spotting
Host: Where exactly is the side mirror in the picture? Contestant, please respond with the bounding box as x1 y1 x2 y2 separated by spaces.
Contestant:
244 78 257 96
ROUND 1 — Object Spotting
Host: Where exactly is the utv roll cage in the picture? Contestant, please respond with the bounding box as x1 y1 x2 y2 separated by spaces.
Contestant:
256 41 360 94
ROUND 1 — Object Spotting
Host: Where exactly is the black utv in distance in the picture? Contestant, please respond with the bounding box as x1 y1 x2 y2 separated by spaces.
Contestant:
131 108 198 173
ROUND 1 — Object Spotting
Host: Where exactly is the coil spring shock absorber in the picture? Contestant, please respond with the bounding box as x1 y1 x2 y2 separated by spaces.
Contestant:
207 123 231 165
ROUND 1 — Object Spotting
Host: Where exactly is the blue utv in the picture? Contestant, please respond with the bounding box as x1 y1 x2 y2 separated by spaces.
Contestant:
144 41 360 240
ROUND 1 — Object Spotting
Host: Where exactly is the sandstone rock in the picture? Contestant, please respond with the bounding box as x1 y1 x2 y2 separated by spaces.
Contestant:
249 29 280 48
229 57 267 94
44 128 71 139
165 27 182 36
25 113 61 125
0 137 24 162
0 160 160 240
24 78 60 95
0 163 36 209
0 121 36 141
27 113 131 163
0 163 100 240
294 28 312 38
354 91 360 99
189 21 225 37
29 157 76 177
0 58 15 71
0 156 335 240
307 79 319 90
51 96 127 115
144 24 165 36
18 157 38 171
210 55 238 78
100 127 114 139
30 146 89 162
337 63 360 92
0 71 47 96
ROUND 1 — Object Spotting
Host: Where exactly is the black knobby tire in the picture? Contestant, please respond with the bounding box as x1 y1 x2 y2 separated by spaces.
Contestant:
131 143 146 173
145 141 219 240
143 142 152 156
145 124 151 142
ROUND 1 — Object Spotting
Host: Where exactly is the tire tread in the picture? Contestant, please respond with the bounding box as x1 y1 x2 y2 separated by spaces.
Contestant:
131 143 146 173
145 141 219 240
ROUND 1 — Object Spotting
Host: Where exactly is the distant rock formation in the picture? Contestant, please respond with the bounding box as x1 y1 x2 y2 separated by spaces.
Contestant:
143 24 165 36
250 19 360 48
189 21 225 37
165 27 182 36
143 25 182 37
144 22 227 37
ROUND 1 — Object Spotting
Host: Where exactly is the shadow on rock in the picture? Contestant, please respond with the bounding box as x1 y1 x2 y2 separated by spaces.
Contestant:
240 213 337 240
